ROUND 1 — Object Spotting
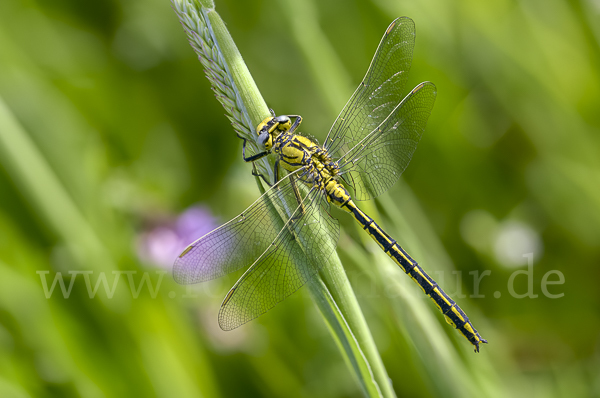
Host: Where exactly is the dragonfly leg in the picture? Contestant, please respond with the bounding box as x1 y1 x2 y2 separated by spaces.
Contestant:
238 132 273 186
286 115 303 134
289 175 306 217
237 133 269 162
251 164 273 187
274 158 281 185
252 158 282 189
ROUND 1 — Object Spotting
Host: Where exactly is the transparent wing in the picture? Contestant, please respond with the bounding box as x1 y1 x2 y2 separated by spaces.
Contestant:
338 82 437 200
324 17 415 158
218 188 339 331
173 169 310 284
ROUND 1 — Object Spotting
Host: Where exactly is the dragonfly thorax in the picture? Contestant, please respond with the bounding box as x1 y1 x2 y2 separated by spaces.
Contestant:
273 132 338 177
258 115 351 210
256 115 340 187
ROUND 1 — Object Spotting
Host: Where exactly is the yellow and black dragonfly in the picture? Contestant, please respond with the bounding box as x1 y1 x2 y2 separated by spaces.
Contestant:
174 17 487 352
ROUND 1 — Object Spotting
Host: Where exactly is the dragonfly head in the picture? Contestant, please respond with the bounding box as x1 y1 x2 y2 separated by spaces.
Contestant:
256 115 292 150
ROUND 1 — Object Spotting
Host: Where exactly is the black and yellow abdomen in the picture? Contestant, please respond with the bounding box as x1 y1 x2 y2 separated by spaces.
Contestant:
337 196 487 352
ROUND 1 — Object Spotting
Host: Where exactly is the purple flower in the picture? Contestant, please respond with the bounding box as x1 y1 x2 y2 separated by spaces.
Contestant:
175 206 217 241
137 205 218 268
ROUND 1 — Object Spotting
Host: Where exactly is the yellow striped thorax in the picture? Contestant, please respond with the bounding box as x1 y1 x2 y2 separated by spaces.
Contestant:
257 115 349 206
271 131 350 209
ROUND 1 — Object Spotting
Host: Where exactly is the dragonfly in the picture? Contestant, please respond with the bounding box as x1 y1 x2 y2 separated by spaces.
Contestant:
174 17 487 352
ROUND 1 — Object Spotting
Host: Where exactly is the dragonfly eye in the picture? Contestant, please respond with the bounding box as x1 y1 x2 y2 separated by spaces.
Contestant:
273 115 291 131
258 131 270 146
273 115 290 124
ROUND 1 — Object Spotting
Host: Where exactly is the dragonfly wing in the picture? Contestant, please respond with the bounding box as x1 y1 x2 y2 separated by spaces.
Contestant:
324 17 415 158
218 189 340 330
173 169 309 284
339 82 437 200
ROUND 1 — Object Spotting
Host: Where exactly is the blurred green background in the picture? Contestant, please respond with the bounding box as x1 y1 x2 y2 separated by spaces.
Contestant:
1 0 599 397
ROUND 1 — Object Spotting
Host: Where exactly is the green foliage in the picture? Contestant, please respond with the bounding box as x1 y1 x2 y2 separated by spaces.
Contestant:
0 0 599 397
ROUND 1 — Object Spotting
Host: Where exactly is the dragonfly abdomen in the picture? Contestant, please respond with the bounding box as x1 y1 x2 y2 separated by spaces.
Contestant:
341 199 488 352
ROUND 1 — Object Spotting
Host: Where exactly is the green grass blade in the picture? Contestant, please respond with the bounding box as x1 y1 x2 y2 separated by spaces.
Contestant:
308 270 384 398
